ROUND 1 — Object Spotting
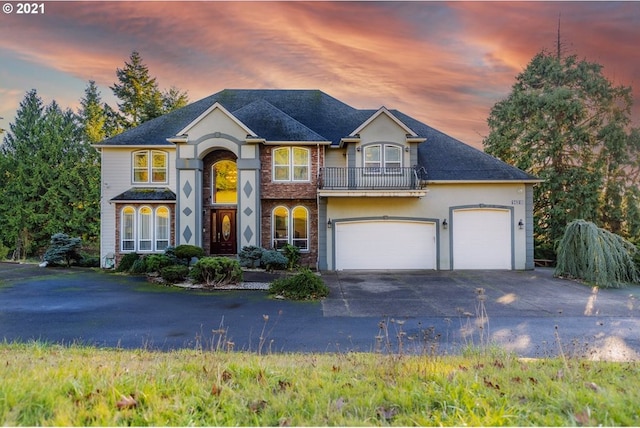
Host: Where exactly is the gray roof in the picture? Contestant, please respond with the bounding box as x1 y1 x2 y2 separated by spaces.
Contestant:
111 187 177 202
98 89 537 182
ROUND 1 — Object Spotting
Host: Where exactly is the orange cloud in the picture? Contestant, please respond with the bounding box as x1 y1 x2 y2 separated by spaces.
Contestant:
0 2 638 148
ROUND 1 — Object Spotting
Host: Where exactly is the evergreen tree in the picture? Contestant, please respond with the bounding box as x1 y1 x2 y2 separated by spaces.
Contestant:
110 51 162 128
110 51 189 129
0 90 45 258
484 50 636 254
78 80 107 143
162 86 189 112
0 90 100 258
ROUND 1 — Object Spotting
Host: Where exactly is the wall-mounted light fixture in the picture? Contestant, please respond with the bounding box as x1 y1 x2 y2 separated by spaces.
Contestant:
404 146 410 152
442 219 448 229
518 219 524 230
327 218 332 228
356 146 361 152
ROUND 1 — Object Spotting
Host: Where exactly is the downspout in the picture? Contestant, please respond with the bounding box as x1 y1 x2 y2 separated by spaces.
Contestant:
316 143 321 271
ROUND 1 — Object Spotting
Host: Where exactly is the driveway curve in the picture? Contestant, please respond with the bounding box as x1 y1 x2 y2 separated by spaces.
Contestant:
1 263 638 360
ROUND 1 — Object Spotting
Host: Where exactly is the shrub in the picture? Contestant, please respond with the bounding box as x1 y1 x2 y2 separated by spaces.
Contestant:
145 254 175 273
261 250 288 271
77 254 100 268
190 257 243 287
43 233 82 267
555 219 640 288
160 265 190 283
0 242 9 261
116 253 139 272
282 244 300 270
239 245 264 268
163 246 184 266
174 245 205 266
130 258 148 275
269 269 329 300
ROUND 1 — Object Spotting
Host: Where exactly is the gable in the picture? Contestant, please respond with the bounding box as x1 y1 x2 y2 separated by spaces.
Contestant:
355 110 417 144
176 102 256 142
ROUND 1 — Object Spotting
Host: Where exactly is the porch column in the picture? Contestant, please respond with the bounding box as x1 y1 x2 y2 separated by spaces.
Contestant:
237 144 261 249
176 158 203 247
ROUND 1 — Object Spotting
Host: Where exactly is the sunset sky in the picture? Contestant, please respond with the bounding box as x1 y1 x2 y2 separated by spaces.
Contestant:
1 1 639 149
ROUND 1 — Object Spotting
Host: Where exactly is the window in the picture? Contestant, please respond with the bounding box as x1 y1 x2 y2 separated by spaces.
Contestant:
273 147 309 182
272 205 309 251
272 206 289 249
133 150 168 184
212 160 237 204
120 206 171 252
138 207 152 251
156 207 170 251
122 207 135 251
363 144 402 173
292 206 309 250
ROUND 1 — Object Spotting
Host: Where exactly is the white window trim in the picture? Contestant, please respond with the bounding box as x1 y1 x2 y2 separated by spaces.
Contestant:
121 207 136 252
271 205 309 252
363 143 403 175
291 206 309 251
272 147 310 182
132 150 169 184
120 205 172 252
155 206 171 252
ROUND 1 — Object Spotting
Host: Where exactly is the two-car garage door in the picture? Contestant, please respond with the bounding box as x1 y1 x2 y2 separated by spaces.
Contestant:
333 209 513 270
335 220 436 270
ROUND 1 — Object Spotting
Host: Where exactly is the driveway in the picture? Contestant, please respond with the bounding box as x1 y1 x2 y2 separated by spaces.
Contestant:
1 263 639 360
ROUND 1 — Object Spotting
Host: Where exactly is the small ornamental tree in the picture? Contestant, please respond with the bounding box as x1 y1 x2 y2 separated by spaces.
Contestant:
173 245 204 266
43 233 82 267
555 220 640 288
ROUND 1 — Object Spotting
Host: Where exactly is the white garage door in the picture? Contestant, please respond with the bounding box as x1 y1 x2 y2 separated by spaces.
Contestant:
335 220 436 270
452 209 511 269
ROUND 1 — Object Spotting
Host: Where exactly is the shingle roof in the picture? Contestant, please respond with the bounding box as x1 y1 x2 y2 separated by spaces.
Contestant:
98 89 537 182
110 187 177 202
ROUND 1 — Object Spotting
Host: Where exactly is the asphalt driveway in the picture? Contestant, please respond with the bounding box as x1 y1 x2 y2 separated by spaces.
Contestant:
1 262 639 360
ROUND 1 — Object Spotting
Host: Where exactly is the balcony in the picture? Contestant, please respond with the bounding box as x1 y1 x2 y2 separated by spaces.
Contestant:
317 167 428 197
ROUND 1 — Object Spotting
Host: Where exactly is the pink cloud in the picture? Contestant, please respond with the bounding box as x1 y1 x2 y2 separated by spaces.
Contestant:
1 2 639 148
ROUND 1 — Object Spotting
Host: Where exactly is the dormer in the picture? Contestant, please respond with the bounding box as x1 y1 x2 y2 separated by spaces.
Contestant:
339 107 426 168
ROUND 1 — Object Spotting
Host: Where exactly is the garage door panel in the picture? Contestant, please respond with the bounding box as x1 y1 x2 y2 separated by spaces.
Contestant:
453 209 511 270
335 221 436 270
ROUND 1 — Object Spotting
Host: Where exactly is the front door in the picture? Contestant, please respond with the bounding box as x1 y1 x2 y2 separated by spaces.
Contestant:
211 209 237 254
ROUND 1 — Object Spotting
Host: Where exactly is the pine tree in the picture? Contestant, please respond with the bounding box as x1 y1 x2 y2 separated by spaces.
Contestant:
0 90 100 257
110 51 162 128
78 80 107 143
162 86 189 112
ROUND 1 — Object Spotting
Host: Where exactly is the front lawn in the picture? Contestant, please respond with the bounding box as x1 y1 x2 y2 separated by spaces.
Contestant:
0 342 638 426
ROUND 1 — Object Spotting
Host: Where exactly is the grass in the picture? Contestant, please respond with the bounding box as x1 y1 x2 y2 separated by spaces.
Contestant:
1 342 639 426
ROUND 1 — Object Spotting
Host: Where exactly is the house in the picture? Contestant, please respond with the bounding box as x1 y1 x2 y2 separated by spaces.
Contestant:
95 89 539 271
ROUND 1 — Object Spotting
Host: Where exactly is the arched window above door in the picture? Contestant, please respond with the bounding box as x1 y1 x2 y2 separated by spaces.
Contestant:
212 160 237 204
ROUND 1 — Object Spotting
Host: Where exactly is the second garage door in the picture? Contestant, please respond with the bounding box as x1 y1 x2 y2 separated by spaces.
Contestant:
335 220 436 270
452 208 512 269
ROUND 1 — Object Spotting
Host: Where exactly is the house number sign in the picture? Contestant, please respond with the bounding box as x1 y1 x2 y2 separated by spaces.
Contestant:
511 200 524 205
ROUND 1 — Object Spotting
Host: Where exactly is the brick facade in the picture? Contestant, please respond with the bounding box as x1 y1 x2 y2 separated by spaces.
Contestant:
258 145 320 267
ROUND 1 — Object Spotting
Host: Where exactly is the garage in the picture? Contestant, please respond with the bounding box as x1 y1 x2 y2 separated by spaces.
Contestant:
334 220 436 270
452 208 512 269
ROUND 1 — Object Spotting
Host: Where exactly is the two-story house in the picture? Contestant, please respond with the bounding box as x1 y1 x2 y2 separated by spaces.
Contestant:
95 89 539 271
